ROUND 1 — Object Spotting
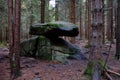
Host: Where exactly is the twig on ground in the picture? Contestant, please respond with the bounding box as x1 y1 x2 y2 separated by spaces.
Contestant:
104 71 113 80
107 69 120 77
109 66 120 73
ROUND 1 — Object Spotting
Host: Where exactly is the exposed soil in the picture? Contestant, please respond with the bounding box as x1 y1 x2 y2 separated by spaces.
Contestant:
0 40 120 80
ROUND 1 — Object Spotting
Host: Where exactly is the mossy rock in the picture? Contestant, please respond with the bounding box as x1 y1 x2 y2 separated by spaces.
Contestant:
20 36 78 61
29 21 79 37
20 21 82 62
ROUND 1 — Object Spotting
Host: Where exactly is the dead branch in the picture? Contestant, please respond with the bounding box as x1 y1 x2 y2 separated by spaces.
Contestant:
107 69 120 77
103 43 112 70
109 66 120 73
104 71 113 80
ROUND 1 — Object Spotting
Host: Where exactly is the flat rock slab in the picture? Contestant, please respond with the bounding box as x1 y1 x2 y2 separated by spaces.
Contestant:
30 21 79 37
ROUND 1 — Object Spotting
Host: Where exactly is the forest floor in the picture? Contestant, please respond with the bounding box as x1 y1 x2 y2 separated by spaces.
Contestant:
0 40 120 80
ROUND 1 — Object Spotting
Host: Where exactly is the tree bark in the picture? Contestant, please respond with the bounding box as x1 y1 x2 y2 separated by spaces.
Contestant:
86 0 104 79
114 0 117 39
86 0 91 44
45 0 50 22
8 0 14 77
55 0 59 21
107 0 114 42
0 29 2 42
8 0 21 78
12 0 21 77
116 0 120 59
102 0 105 44
79 0 82 39
14 0 21 74
85 0 88 39
70 0 76 43
41 0 45 23
30 2 33 27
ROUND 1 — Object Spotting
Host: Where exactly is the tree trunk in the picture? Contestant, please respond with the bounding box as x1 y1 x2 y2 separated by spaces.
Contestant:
30 3 33 27
114 0 117 39
79 0 82 39
8 0 21 78
0 28 2 42
107 0 114 42
116 0 120 59
86 0 104 79
45 0 50 22
55 0 59 21
6 27 8 42
8 0 14 77
85 0 88 39
102 0 105 44
70 0 76 43
86 0 91 44
41 0 45 23
13 0 21 77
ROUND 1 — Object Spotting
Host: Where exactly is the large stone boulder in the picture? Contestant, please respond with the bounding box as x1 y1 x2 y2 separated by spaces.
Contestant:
20 36 39 57
20 21 87 63
20 36 78 60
